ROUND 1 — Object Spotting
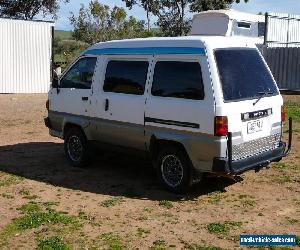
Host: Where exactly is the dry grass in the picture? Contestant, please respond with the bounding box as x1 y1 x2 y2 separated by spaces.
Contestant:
0 94 299 249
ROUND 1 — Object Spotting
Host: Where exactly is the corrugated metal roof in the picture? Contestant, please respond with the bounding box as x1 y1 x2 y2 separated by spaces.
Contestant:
0 18 52 93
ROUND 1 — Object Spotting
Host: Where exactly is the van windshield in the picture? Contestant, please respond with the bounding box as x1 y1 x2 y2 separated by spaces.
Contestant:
215 48 279 102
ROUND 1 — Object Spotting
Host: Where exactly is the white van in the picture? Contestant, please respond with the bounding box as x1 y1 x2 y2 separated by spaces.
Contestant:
45 36 292 193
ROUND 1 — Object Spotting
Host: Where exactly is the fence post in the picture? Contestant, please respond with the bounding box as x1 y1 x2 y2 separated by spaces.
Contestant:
264 12 269 46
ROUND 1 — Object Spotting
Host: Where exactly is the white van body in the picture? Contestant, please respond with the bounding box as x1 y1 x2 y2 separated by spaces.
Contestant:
46 36 290 192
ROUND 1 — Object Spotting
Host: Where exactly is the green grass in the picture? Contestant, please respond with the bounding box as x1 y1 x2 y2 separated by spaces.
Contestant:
150 240 167 250
99 197 125 207
13 211 78 230
272 162 287 169
17 202 41 214
38 236 71 250
19 188 31 196
206 192 223 205
136 227 150 237
285 101 300 122
1 193 14 199
43 201 59 210
207 221 243 234
159 200 173 209
18 188 39 199
78 211 94 222
273 175 293 184
238 194 256 207
286 218 299 225
296 235 300 246
0 173 23 187
100 232 126 250
143 207 154 213
0 206 80 247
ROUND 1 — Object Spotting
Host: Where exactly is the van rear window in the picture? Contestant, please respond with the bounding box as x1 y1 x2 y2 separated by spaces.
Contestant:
215 48 279 102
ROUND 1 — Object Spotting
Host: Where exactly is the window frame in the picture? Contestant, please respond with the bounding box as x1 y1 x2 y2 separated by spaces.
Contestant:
149 58 206 101
102 57 151 96
59 56 98 90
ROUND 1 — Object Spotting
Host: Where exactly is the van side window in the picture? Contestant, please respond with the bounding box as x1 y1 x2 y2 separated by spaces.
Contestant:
60 57 97 89
151 61 205 100
103 61 149 95
237 22 251 29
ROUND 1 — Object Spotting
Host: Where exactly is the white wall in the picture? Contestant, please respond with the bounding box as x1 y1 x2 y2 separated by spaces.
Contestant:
0 19 53 93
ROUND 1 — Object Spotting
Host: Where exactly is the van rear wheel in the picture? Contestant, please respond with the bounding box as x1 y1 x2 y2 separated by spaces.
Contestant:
64 127 89 168
155 146 192 193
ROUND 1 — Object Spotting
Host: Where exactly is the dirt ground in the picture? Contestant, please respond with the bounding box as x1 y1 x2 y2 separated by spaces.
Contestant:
0 94 299 250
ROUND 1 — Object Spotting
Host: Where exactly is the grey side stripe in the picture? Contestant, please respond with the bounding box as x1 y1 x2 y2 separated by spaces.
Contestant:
145 117 200 129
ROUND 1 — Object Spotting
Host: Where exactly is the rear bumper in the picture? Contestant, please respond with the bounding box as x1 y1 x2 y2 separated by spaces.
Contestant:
212 143 285 174
212 117 293 175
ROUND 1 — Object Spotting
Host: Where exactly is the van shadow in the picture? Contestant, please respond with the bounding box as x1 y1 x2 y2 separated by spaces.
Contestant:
0 142 242 201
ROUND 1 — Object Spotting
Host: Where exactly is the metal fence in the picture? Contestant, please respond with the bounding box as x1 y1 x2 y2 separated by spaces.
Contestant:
265 13 300 47
263 12 300 91
262 46 300 91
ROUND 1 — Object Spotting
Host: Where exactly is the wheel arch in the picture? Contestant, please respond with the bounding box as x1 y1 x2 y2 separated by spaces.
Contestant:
149 135 190 162
63 122 87 140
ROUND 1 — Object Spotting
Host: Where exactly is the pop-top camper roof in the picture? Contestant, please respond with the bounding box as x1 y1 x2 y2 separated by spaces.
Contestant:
190 9 265 36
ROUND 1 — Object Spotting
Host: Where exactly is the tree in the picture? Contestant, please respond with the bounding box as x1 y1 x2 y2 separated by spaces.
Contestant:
122 0 159 32
70 0 150 45
0 0 69 20
54 36 89 67
155 0 192 37
190 0 249 12
123 0 250 36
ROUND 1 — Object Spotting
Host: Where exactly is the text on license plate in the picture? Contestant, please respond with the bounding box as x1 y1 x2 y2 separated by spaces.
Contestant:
247 119 263 134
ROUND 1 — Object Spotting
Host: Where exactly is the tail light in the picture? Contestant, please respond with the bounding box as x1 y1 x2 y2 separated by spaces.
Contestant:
281 106 286 122
215 116 228 136
46 100 49 111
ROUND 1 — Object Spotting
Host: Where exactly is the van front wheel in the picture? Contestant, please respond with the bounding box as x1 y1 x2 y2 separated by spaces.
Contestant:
155 146 192 193
64 127 89 168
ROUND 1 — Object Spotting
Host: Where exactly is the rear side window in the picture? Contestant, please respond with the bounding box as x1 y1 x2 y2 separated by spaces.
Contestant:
151 61 205 100
215 48 279 102
103 61 149 95
60 57 97 89
237 22 251 29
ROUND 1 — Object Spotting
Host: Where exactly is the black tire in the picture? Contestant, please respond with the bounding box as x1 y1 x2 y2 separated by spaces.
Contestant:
154 145 192 193
64 127 90 168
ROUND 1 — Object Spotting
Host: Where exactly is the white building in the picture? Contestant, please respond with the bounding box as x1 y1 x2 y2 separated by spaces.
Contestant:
0 18 54 93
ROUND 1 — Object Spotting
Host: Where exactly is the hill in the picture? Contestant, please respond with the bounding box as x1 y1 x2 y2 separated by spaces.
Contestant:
55 30 73 40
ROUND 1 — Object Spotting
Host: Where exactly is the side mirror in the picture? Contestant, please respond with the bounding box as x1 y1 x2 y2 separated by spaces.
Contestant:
51 74 60 94
52 77 59 88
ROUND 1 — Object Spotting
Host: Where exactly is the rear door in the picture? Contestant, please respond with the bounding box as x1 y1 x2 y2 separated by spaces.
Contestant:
214 48 282 158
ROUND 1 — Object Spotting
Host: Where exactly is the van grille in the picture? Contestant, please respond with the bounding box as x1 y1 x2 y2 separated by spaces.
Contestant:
232 134 281 161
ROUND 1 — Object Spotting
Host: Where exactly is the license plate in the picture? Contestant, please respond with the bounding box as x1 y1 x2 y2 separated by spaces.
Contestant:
247 119 263 134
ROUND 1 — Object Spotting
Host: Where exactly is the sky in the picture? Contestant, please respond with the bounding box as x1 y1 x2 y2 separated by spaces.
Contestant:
55 0 300 30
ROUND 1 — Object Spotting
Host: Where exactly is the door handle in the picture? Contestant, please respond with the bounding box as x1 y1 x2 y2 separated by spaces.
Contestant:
82 97 88 101
105 99 109 111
